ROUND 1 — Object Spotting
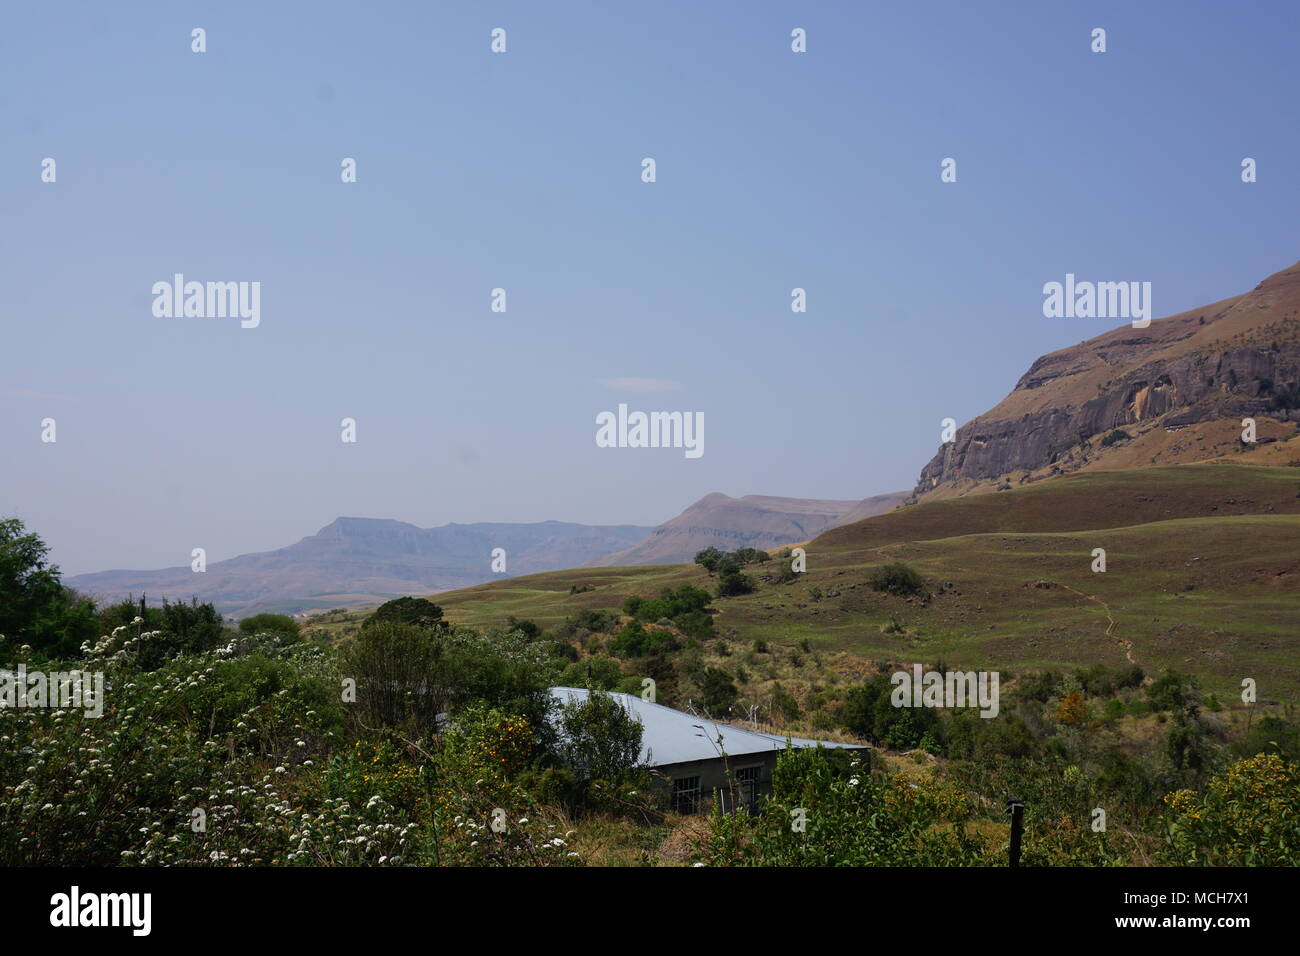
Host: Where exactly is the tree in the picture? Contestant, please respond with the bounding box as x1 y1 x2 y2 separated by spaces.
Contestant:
700 667 739 715
131 598 226 669
555 690 644 782
0 517 98 659
344 623 552 734
362 596 444 631
694 547 723 574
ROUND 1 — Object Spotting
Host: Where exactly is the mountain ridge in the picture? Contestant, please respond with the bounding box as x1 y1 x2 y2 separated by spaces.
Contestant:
67 517 655 618
589 491 908 566
915 260 1300 500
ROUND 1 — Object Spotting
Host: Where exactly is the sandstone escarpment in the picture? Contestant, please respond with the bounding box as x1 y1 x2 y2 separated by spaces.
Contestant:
916 261 1300 497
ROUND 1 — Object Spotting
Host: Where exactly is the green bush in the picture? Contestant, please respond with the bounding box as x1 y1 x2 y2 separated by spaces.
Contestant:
700 667 739 715
554 690 644 782
362 596 444 631
239 613 301 642
609 622 679 658
699 747 983 866
1164 754 1300 865
716 566 754 598
560 655 623 691
868 563 925 597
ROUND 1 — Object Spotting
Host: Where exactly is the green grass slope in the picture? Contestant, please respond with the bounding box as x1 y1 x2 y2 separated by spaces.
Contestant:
817 461 1300 551
350 464 1300 699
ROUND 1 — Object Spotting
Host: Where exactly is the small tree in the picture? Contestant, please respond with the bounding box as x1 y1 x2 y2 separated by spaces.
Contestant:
716 566 754 598
694 547 723 574
700 667 739 715
363 596 445 631
555 690 644 782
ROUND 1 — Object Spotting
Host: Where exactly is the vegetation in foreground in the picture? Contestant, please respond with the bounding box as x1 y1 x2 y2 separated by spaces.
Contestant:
4 517 1299 866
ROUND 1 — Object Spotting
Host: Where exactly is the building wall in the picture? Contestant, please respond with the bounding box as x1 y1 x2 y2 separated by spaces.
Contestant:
655 746 871 813
656 752 781 814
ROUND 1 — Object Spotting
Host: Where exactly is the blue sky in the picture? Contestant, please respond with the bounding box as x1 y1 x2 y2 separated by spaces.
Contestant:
3 1 1297 574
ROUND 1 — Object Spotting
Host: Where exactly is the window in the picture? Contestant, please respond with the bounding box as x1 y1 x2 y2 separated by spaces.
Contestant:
671 776 701 814
736 766 761 808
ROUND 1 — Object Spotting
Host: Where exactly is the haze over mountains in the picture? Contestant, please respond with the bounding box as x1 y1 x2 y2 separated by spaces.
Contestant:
66 492 908 618
67 262 1300 620
592 492 907 566
67 518 653 619
917 260 1300 501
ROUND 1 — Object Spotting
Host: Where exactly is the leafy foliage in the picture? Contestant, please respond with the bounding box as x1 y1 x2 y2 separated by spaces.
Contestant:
868 562 925 597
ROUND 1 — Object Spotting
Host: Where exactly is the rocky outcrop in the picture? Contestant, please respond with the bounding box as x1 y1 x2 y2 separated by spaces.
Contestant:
917 261 1300 494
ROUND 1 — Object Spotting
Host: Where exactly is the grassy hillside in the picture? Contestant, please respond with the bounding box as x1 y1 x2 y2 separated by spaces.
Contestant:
821 461 1300 550
388 464 1300 701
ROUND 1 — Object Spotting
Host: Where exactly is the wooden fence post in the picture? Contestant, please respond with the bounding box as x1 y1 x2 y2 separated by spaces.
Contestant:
1006 798 1025 867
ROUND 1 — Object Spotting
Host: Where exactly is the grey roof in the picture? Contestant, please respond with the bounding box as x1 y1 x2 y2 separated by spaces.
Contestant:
549 686 868 768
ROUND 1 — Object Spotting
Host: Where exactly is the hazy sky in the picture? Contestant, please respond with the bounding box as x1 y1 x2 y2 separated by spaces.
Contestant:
3 1 1297 575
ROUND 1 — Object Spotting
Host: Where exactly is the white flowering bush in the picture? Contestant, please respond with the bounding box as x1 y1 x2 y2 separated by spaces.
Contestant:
0 623 583 866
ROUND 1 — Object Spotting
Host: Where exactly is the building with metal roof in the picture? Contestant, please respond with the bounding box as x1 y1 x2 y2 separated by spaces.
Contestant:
550 686 869 813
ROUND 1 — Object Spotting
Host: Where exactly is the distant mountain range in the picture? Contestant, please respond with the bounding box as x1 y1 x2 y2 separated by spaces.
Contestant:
67 490 910 619
589 492 908 566
67 518 654 619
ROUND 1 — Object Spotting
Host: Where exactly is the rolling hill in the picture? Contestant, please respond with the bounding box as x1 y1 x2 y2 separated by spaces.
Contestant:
418 462 1300 698
590 491 906 566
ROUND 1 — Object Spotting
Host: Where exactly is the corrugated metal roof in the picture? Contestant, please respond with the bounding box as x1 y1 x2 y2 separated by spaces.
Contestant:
550 686 869 768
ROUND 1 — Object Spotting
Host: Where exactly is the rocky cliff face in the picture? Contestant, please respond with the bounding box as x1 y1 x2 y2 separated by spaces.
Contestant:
916 261 1300 496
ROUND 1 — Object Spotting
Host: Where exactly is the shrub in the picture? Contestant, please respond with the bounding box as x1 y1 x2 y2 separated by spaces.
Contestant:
868 563 925 597
716 567 754 598
554 690 644 782
1232 716 1300 762
442 703 535 789
505 616 542 640
238 613 301 642
559 655 623 691
700 667 739 715
698 747 982 867
771 683 800 722
1147 670 1200 712
363 596 445 631
1163 754 1300 865
608 622 677 658
343 623 553 734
